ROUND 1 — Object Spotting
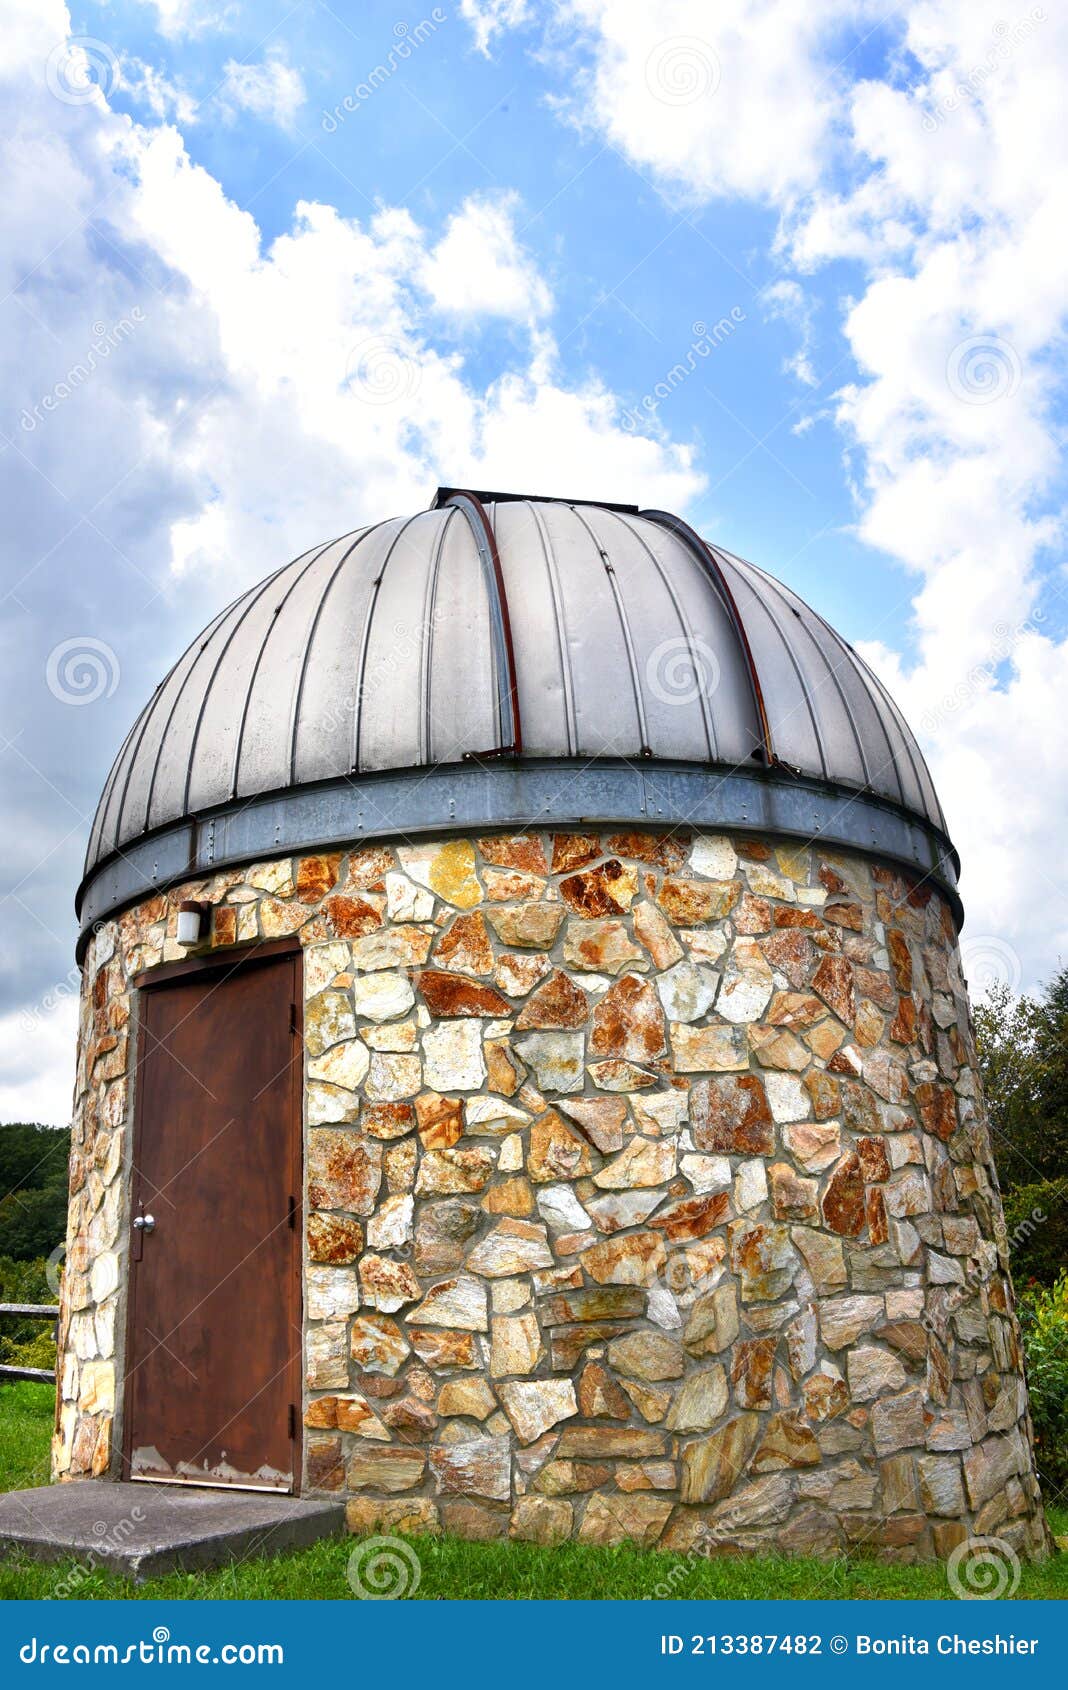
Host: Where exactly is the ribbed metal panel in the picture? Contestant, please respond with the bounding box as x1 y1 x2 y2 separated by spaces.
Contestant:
80 493 955 914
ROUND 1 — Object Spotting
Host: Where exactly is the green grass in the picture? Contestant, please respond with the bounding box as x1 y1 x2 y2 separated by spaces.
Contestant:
2 1384 1065 1601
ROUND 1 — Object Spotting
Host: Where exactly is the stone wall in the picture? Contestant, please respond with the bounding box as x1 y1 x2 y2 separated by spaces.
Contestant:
59 828 1049 1561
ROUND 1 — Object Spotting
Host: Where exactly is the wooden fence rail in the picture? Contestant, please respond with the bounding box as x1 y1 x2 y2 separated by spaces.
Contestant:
0 1301 60 1385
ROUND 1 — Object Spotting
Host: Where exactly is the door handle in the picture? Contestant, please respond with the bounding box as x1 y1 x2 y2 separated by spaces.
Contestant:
133 1213 156 1233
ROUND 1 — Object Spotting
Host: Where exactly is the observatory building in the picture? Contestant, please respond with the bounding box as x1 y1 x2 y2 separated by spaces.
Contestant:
58 490 1048 1560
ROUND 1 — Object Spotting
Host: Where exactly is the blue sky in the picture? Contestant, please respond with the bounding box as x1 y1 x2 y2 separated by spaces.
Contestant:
2 0 1067 1120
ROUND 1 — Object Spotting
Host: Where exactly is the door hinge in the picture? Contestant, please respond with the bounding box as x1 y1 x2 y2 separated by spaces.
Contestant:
289 1001 298 1036
288 1403 297 1441
288 1194 297 1230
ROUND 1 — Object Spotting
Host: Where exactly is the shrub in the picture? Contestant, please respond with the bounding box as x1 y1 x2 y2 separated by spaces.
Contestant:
0 1256 57 1372
1018 1272 1068 1501
1003 1179 1068 1286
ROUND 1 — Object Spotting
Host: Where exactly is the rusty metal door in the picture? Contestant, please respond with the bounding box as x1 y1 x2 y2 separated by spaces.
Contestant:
124 953 302 1490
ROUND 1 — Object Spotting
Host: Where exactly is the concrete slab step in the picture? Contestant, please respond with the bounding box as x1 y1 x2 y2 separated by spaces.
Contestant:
0 1481 346 1582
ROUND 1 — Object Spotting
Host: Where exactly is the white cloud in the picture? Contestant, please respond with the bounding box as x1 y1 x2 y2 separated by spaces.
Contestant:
218 48 305 131
460 0 532 56
421 193 553 322
0 999 77 1127
470 0 1068 992
132 0 234 39
537 0 879 207
0 5 705 1122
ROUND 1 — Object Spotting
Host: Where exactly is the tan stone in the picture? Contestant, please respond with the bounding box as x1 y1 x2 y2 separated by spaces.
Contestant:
467 1218 554 1276
435 911 495 975
490 1311 543 1378
409 1329 478 1369
578 1493 671 1547
358 1253 420 1313
607 1330 685 1381
297 853 342 903
580 1230 665 1286
416 1147 496 1196
528 1111 596 1183
498 1378 578 1443
510 1496 572 1545
307 1213 363 1264
589 974 666 1061
414 1092 464 1149
430 1436 510 1501
821 1152 866 1236
515 970 590 1029
307 1130 381 1213
658 876 740 924
691 1073 774 1155
557 1096 627 1153
410 1275 488 1331
347 1447 426 1493
488 903 565 949
666 1364 729 1431
632 900 684 968
349 1313 410 1376
671 1024 748 1072
562 919 646 975
593 1137 675 1190
680 1413 761 1503
438 1378 497 1419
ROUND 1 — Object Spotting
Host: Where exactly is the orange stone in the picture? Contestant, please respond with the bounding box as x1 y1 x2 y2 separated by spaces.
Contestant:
551 834 602 873
515 970 591 1030
589 974 665 1061
324 894 382 938
297 853 342 903
417 970 510 1017
559 860 636 916
478 834 549 874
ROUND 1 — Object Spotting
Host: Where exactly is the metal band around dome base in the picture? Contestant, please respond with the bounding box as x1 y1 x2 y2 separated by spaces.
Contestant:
75 758 962 958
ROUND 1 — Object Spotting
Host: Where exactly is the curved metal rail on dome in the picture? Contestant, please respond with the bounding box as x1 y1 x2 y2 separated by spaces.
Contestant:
437 490 523 760
639 507 775 767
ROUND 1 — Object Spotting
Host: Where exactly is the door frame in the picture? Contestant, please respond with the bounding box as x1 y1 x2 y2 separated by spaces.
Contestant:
121 937 305 1492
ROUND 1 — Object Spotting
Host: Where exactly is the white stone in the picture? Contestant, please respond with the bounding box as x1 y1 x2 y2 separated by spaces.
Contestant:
89 1251 119 1304
307 1266 360 1320
351 972 415 1022
764 1071 809 1122
690 836 738 879
514 1032 584 1094
497 1379 578 1443
631 1090 688 1137
681 928 729 964
537 1184 591 1233
716 940 774 1024
647 1284 683 1329
680 1153 732 1194
499 1132 524 1173
465 1096 530 1133
422 1020 486 1091
386 871 434 921
306 1081 358 1125
366 1053 421 1101
411 1273 488 1331
367 1194 414 1250
734 1158 768 1211
656 959 718 1022
303 942 351 996
309 1038 370 1091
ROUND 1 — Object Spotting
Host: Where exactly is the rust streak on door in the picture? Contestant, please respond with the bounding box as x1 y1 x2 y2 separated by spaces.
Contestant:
123 952 302 1490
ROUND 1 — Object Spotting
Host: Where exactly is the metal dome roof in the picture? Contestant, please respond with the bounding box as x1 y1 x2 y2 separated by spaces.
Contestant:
77 490 959 946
